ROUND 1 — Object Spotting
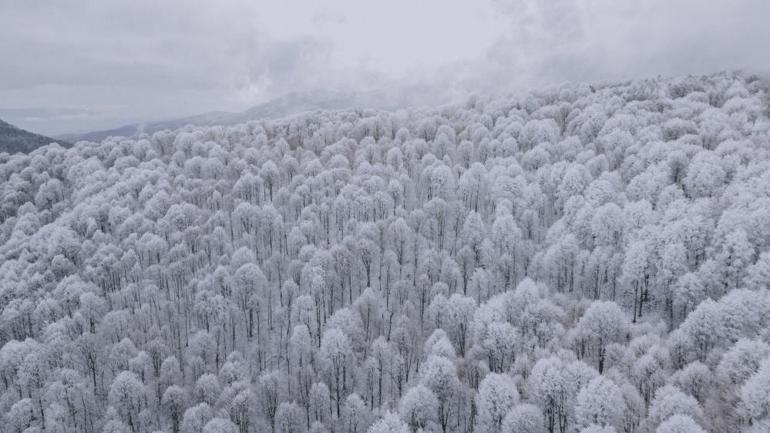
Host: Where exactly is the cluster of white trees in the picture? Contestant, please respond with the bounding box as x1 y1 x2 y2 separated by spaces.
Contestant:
0 71 769 433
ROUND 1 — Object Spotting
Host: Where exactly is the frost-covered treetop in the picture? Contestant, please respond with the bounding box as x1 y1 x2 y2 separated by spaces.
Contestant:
0 71 769 433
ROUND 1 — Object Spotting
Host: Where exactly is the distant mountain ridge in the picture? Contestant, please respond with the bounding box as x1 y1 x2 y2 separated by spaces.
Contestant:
56 91 368 143
56 87 451 143
0 119 70 154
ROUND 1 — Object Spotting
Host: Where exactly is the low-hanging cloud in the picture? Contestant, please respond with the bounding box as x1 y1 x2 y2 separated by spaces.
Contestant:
1 0 768 135
432 0 770 95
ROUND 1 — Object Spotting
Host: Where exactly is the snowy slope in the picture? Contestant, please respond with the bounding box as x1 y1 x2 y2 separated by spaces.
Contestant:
1 71 770 433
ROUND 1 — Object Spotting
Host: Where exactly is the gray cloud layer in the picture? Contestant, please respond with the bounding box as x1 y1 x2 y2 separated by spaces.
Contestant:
1 0 768 135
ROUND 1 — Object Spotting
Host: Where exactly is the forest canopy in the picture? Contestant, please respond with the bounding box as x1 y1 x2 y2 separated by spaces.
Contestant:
1 71 769 433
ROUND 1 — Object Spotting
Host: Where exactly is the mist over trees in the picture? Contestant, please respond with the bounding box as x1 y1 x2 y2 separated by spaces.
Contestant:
1 71 769 433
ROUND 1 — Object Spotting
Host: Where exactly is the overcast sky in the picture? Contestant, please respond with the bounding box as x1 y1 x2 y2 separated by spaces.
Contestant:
1 0 768 135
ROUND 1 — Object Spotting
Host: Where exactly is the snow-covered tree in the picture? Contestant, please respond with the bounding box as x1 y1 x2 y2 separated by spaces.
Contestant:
475 373 520 433
0 71 765 433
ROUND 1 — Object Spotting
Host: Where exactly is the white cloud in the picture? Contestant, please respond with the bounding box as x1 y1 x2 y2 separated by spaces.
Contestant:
0 0 767 135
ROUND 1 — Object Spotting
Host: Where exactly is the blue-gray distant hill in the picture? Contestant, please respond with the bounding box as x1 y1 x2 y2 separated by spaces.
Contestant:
0 119 70 154
57 91 363 143
57 87 449 143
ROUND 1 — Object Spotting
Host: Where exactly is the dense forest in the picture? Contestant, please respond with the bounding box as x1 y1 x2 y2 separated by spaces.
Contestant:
1 71 769 433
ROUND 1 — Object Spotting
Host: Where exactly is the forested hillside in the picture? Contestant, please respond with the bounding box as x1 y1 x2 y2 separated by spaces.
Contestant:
1 71 770 433
0 119 69 154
